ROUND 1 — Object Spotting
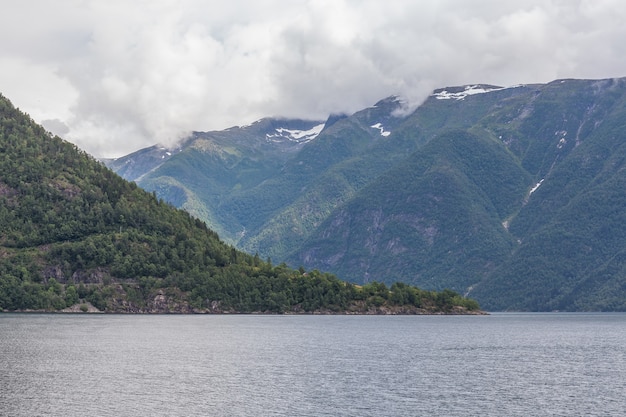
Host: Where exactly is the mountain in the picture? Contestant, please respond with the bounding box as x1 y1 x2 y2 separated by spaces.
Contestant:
105 118 327 240
295 78 626 311
108 77 626 311
0 93 479 314
107 79 626 310
108 92 502 255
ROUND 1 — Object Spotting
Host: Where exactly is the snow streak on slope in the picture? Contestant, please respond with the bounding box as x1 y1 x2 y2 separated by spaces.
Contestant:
266 123 325 143
529 179 544 195
370 123 391 137
432 85 508 100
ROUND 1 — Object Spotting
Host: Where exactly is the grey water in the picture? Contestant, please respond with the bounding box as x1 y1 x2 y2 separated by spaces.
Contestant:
1 313 625 417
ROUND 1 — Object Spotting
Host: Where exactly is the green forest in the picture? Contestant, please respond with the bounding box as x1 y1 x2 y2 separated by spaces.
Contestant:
0 93 481 314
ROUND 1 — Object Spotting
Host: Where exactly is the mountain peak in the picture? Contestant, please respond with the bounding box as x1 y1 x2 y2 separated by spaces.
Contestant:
372 95 405 107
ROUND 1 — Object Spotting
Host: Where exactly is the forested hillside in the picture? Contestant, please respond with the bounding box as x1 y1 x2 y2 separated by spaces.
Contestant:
0 94 479 314
295 130 530 292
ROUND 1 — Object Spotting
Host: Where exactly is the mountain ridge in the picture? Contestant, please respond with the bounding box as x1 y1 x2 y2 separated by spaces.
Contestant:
106 77 626 311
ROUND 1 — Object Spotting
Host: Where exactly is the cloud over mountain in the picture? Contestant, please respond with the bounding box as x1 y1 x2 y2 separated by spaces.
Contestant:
2 0 626 157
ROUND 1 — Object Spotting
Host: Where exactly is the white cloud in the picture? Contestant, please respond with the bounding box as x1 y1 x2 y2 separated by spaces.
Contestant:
2 0 626 157
0 57 78 121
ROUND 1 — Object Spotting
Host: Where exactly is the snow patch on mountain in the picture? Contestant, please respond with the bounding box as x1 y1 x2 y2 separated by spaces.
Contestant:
529 179 544 195
432 85 508 100
266 123 325 143
156 147 180 159
370 123 391 137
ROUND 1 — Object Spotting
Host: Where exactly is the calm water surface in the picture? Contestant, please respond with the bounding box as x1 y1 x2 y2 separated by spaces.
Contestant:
1 313 625 416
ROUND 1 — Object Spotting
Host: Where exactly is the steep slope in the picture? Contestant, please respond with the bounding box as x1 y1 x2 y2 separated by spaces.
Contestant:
0 94 248 311
107 118 325 242
0 94 478 314
240 86 535 261
290 130 530 290
294 78 626 311
232 97 409 258
473 78 626 310
103 144 183 183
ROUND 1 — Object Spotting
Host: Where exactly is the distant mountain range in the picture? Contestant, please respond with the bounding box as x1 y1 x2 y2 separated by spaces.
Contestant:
106 77 626 311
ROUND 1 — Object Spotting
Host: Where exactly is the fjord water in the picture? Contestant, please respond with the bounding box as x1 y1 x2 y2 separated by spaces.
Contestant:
1 314 625 416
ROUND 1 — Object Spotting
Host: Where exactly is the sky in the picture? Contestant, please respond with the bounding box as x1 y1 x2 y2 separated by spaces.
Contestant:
2 0 626 158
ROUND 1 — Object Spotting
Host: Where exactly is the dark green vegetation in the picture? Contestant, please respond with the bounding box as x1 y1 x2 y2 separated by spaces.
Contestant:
0 94 480 314
109 78 626 311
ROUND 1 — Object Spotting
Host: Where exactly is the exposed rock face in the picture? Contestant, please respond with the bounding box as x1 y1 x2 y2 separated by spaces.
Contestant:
42 265 65 283
70 268 108 284
61 302 100 313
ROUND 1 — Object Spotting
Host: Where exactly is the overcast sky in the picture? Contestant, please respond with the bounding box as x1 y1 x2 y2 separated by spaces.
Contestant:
2 0 626 158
